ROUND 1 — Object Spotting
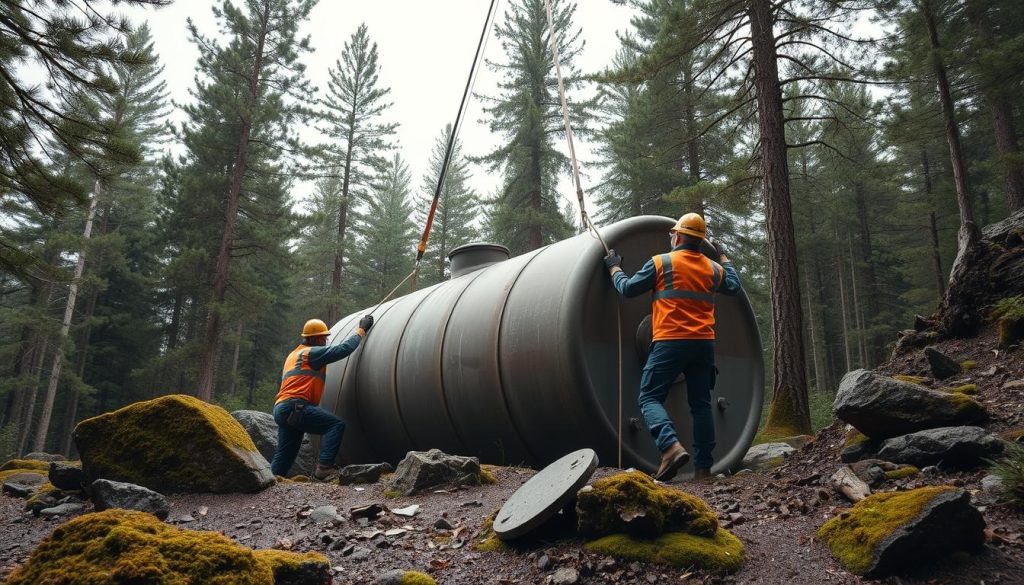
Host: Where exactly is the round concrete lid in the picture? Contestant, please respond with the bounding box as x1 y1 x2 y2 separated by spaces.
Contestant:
493 448 598 540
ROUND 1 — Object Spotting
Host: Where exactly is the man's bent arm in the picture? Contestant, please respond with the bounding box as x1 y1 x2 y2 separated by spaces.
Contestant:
610 258 657 298
718 261 742 296
307 333 363 369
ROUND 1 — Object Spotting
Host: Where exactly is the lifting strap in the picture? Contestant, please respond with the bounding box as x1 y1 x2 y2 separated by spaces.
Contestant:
368 0 499 315
542 0 624 468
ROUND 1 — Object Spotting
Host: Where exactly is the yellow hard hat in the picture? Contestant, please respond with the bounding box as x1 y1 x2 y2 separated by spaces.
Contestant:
301 319 330 337
671 213 706 238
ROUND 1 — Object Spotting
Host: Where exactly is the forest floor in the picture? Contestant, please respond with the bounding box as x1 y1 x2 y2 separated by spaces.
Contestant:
0 330 1022 584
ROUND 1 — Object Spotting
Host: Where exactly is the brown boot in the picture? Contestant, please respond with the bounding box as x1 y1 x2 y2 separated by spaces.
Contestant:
693 468 712 482
312 463 340 481
653 442 690 482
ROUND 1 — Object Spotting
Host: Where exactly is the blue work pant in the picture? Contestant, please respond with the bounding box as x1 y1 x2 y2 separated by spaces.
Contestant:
270 398 346 476
638 339 716 470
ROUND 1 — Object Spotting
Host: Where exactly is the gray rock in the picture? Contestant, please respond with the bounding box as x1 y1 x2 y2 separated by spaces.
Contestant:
385 449 482 496
925 347 962 380
537 554 552 571
834 369 986 439
849 460 890 487
231 409 316 476
23 452 65 462
2 472 46 499
976 474 1006 505
981 474 1004 492
350 547 371 562
90 479 170 520
339 463 393 485
841 439 879 463
309 505 342 524
48 461 84 491
741 442 795 469
39 502 84 517
831 488 984 578
550 567 580 585
877 426 1004 468
270 554 331 585
375 570 405 585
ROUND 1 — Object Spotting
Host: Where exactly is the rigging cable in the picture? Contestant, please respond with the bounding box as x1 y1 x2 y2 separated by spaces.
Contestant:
542 0 624 468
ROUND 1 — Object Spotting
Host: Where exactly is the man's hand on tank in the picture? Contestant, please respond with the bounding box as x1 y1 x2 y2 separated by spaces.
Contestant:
604 249 623 274
358 314 374 333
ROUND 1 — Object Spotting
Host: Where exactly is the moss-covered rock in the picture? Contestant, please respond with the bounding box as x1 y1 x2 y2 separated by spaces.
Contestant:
939 384 978 395
991 295 1024 348
473 510 508 552
0 459 50 472
576 471 717 537
4 509 329 585
818 486 984 578
893 375 927 385
884 466 920 480
24 482 64 515
376 569 438 585
74 394 274 493
585 528 744 574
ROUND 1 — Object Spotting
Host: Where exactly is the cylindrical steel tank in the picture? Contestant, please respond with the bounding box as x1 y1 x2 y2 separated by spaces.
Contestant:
318 215 763 475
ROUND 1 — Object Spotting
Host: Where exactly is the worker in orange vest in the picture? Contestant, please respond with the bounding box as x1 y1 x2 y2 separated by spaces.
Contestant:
604 213 742 481
271 315 374 480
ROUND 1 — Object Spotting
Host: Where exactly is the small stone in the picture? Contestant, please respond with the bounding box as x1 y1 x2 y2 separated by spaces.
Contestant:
309 505 342 524
48 462 84 491
90 479 170 520
728 512 745 525
925 347 962 380
338 462 394 485
549 567 579 585
461 499 483 508
178 514 196 523
39 503 83 517
392 504 419 517
433 517 452 530
350 547 371 561
537 554 552 571
350 503 385 519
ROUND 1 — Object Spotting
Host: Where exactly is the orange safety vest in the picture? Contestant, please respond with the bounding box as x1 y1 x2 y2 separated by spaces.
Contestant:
275 345 326 405
651 250 724 341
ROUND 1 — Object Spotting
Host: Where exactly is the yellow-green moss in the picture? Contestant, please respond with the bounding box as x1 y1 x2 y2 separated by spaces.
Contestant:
399 570 437 584
253 548 328 582
946 392 986 417
24 482 62 513
0 459 50 472
480 465 498 485
884 466 920 480
576 471 718 537
817 486 955 576
940 384 978 395
383 489 401 499
960 360 977 371
0 468 46 484
893 375 928 385
4 509 325 584
73 394 268 493
585 528 744 574
844 431 869 449
755 390 811 445
473 510 508 552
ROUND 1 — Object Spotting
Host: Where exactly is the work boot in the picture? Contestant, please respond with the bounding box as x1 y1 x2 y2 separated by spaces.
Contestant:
653 442 690 482
312 463 341 481
693 468 712 482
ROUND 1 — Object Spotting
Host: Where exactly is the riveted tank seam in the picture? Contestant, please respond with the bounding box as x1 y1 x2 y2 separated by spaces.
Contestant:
431 269 487 455
492 248 547 466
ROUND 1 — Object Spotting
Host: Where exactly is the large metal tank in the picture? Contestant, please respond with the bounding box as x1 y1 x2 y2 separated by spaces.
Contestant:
318 215 763 475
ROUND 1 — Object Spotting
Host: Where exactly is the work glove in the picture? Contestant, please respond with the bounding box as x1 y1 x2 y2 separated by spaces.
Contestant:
603 249 623 270
358 315 374 333
707 237 727 259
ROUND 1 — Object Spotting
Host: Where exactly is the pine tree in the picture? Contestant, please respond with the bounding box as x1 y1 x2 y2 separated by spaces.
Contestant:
477 0 596 254
319 23 398 324
416 125 479 287
350 154 418 304
189 0 316 401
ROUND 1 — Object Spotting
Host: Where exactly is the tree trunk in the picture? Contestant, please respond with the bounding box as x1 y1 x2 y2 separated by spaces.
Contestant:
682 54 705 215
227 321 243 397
804 274 822 393
848 237 867 367
749 0 810 437
196 3 271 402
920 0 978 274
33 181 101 452
17 332 49 456
853 182 882 362
836 253 852 373
921 148 945 298
328 125 356 325
60 286 99 457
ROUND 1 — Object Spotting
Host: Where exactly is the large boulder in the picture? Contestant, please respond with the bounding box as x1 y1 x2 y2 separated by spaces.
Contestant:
876 426 1004 468
231 409 316 476
74 394 274 493
577 471 744 575
23 452 65 462
384 449 483 496
834 370 987 439
90 479 170 520
48 461 84 491
818 486 984 578
3 509 330 585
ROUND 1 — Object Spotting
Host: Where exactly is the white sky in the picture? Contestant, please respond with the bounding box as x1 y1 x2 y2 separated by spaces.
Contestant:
120 0 634 217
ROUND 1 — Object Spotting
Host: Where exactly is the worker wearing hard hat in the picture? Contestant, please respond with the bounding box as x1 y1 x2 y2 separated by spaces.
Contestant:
271 315 374 480
603 213 742 482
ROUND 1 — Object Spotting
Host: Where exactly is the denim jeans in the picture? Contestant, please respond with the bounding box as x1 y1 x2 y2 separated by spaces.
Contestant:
270 398 346 476
638 339 716 469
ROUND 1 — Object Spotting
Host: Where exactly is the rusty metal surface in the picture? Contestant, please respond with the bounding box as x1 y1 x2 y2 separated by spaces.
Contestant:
320 216 764 474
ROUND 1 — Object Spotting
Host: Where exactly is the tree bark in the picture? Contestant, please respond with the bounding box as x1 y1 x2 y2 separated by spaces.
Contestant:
804 274 822 392
853 181 882 363
749 0 810 436
196 2 271 402
836 253 852 373
60 286 99 456
921 148 945 298
848 238 867 367
33 181 100 452
227 321 243 397
920 0 978 274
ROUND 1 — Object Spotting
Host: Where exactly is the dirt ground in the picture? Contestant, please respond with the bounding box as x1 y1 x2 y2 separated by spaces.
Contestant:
1 330 1022 584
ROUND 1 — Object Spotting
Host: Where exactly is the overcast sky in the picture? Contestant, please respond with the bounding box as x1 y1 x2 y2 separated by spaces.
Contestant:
119 0 634 218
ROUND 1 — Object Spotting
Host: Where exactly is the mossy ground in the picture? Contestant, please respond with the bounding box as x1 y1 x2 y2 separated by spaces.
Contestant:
940 384 978 395
473 510 508 552
893 375 927 385
843 431 869 449
585 528 744 574
0 459 50 472
399 570 437 584
755 388 812 445
73 394 265 492
0 467 46 484
4 509 327 585
480 465 498 485
991 296 1024 348
817 486 955 576
945 392 986 417
576 471 717 537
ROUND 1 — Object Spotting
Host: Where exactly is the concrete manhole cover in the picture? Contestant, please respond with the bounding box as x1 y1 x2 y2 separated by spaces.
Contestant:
494 448 598 540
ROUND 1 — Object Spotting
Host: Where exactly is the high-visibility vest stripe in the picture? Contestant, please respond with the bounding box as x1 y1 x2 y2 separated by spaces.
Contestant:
652 289 714 302
651 249 720 340
275 345 326 405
